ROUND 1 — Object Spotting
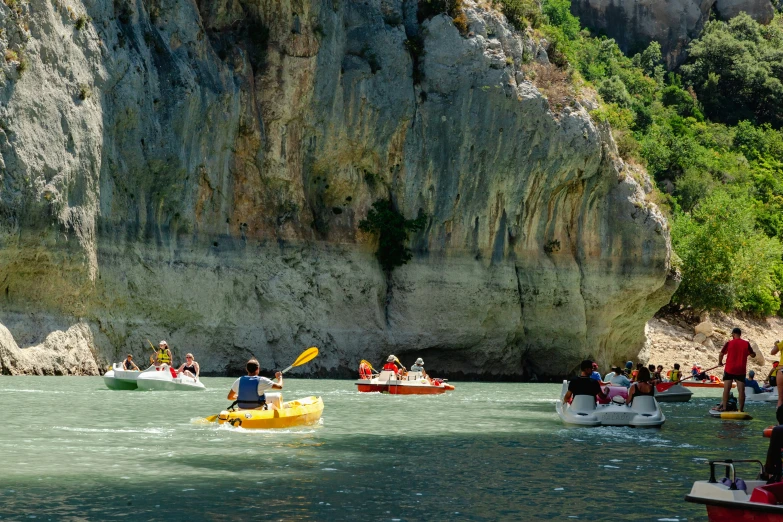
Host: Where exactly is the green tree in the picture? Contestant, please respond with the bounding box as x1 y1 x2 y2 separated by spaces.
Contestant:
672 190 783 315
359 200 428 272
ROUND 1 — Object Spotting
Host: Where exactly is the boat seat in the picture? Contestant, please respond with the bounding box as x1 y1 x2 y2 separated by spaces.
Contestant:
266 393 282 411
630 396 657 413
750 482 783 505
571 395 596 411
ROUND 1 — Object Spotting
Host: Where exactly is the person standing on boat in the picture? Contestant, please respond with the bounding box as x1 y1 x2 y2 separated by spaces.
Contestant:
227 359 283 410
563 360 609 404
717 327 757 413
123 354 139 371
176 353 200 380
155 341 173 367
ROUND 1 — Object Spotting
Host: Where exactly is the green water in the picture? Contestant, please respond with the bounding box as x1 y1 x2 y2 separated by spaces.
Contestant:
0 378 777 521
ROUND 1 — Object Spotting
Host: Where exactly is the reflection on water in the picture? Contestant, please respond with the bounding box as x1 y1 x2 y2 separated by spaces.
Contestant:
0 378 776 520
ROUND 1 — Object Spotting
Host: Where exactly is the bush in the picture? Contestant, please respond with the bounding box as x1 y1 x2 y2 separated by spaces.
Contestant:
495 0 544 30
672 190 783 315
598 75 633 107
661 85 703 120
359 199 428 272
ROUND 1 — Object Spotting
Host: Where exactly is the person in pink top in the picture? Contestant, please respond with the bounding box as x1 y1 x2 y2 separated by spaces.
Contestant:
717 327 756 413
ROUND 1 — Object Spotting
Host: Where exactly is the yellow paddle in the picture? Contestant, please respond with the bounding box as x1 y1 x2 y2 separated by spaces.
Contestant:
202 347 320 423
360 359 376 372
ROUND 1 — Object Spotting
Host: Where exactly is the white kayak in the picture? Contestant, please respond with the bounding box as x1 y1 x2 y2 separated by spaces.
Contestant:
136 365 206 391
555 380 665 427
103 363 157 390
745 386 778 402
655 383 693 402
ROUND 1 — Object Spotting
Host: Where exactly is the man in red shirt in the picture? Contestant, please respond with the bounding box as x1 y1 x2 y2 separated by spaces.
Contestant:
718 327 757 412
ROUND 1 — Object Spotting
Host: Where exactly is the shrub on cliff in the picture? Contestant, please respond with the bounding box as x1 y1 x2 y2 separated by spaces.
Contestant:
672 190 783 315
359 200 428 273
681 13 783 128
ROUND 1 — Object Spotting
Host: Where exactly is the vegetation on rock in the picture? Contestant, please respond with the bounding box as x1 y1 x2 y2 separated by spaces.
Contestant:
534 3 783 315
359 200 427 273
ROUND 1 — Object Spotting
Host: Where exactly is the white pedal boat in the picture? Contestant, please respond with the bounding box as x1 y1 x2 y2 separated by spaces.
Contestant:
745 386 778 402
103 363 156 390
555 380 665 427
136 365 206 391
655 383 693 402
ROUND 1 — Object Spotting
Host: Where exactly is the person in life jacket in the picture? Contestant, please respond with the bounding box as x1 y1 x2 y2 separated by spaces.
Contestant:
771 340 783 406
669 363 681 383
123 354 139 371
227 359 283 410
155 341 173 367
766 361 780 388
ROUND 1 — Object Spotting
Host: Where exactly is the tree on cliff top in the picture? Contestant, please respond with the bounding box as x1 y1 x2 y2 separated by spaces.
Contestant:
681 13 783 128
359 200 428 273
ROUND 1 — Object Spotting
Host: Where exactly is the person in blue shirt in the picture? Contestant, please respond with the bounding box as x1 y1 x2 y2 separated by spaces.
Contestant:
590 362 610 386
745 370 770 394
227 359 283 409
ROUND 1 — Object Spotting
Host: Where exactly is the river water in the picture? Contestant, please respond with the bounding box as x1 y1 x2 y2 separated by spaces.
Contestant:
0 377 777 521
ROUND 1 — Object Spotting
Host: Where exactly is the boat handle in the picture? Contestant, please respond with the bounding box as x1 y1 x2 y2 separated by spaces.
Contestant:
708 459 764 487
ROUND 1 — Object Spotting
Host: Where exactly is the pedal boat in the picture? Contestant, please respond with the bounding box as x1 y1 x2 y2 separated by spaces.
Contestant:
555 381 665 427
103 363 156 390
654 383 693 402
216 394 323 429
355 370 455 394
136 364 206 391
685 459 783 521
745 386 778 402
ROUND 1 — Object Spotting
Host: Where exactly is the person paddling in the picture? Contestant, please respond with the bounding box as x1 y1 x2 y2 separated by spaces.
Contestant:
123 354 139 371
716 327 757 413
227 359 283 410
155 341 173 367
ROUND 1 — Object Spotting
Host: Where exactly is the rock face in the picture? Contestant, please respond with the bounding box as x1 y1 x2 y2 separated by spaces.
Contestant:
571 0 775 68
0 0 676 378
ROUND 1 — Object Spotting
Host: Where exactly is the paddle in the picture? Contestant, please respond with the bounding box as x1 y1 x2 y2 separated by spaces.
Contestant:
656 363 724 392
202 347 320 423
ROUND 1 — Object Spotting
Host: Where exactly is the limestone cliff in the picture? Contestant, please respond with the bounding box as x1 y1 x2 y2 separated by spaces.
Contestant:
0 0 675 378
571 0 775 68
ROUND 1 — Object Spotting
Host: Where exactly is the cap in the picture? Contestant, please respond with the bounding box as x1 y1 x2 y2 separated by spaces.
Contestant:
749 370 756 377
159 340 168 347
415 358 424 365
387 355 396 362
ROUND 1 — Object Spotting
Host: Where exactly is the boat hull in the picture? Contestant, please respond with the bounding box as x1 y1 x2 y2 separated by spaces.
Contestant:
655 384 693 402
683 381 735 388
705 505 783 522
356 383 448 394
136 369 206 391
217 396 324 429
103 373 138 390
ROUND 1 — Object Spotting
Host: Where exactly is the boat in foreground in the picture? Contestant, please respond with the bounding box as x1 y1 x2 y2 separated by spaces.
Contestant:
103 364 157 390
355 370 455 394
136 365 206 391
686 459 783 521
215 394 324 429
555 381 665 427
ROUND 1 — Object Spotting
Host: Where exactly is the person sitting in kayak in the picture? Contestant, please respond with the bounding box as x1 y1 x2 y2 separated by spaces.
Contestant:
628 367 655 405
382 355 404 375
563 360 609 404
227 359 283 410
410 358 426 375
155 341 173 367
745 370 769 394
176 353 200 380
716 327 757 413
123 354 139 371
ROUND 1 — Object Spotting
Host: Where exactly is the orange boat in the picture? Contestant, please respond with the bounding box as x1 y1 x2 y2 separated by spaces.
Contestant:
355 368 455 395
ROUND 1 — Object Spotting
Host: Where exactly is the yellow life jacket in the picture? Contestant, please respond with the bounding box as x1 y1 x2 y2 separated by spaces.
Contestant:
778 341 783 365
157 349 171 364
771 366 779 379
670 369 680 382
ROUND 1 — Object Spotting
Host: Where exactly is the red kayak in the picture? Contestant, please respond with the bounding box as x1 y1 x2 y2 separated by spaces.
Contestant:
682 380 735 388
686 460 783 521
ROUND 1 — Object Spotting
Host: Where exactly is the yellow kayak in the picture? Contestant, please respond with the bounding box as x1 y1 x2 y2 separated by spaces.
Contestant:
216 396 324 429
709 409 753 420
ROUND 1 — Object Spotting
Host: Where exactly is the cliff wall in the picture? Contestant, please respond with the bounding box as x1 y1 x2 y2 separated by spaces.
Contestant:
0 0 676 378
